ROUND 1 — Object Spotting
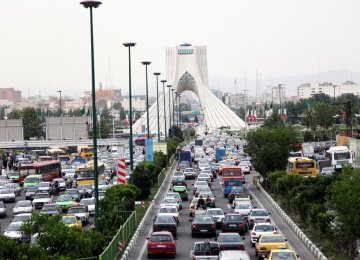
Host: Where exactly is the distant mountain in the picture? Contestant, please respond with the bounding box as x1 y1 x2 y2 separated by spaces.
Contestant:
209 69 360 97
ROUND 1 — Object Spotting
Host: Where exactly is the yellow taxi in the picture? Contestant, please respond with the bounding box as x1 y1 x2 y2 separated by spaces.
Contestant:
189 197 200 217
266 249 298 260
255 234 287 258
61 215 82 228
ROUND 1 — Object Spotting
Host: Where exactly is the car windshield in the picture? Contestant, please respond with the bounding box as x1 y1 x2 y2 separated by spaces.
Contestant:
225 215 243 221
252 210 268 216
255 225 275 232
151 235 172 242
194 216 213 223
184 168 193 172
261 236 285 243
39 183 49 187
57 195 72 202
0 189 12 194
26 187 38 192
78 185 91 190
15 201 31 207
162 199 176 204
6 223 21 231
42 205 58 211
207 210 223 215
12 215 31 222
4 184 15 189
270 252 297 260
25 178 39 183
159 207 177 213
236 203 252 209
80 199 94 205
34 193 49 199
155 216 175 224
9 172 19 177
62 217 76 224
218 235 241 242
65 190 77 195
68 207 86 213
195 181 207 186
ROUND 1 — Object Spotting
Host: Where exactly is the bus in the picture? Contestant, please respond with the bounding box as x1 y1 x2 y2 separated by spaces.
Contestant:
134 136 146 147
75 160 105 186
325 146 353 169
77 146 94 160
286 157 316 177
46 148 67 159
220 166 245 184
18 160 61 185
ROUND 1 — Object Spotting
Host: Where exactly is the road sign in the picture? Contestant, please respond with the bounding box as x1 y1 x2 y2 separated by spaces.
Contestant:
145 138 154 162
117 158 126 184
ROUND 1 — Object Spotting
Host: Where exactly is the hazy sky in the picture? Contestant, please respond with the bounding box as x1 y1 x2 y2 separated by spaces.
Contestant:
1 0 359 98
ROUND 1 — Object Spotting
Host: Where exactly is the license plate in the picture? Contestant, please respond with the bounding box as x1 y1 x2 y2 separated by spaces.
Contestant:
200 230 207 232
157 245 166 248
229 224 237 227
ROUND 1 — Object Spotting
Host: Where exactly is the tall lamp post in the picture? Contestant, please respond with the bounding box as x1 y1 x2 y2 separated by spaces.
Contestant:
154 72 161 142
167 85 172 130
178 93 181 126
333 85 336 101
141 61 151 139
161 80 167 140
57 91 62 116
123 42 136 171
172 89 175 128
80 0 101 230
174 91 178 127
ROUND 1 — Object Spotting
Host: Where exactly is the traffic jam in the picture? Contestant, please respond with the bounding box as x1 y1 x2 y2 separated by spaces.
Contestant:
145 135 300 260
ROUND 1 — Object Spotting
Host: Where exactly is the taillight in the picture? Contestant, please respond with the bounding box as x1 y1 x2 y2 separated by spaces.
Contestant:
273 231 278 234
211 224 215 228
266 218 271 222
192 224 197 228
252 232 257 236
260 247 267 250
237 245 244 250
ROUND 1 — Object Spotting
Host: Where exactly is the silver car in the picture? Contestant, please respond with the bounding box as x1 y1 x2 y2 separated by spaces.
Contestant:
0 189 16 203
3 183 22 196
13 200 34 215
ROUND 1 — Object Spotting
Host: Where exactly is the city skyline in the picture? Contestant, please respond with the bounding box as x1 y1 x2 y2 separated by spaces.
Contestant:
1 0 359 97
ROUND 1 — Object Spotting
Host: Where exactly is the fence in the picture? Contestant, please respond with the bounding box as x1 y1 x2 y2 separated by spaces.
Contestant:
99 211 137 260
157 168 166 186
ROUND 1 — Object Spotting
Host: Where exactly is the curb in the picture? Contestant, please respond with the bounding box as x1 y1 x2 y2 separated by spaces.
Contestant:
257 183 328 260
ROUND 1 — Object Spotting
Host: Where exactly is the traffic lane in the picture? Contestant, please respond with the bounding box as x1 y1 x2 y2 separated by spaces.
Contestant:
245 172 316 260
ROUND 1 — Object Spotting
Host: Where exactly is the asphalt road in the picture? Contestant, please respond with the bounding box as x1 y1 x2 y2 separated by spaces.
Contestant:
133 166 316 260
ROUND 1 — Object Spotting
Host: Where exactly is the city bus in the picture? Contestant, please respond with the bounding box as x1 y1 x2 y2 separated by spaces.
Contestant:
18 160 61 185
134 136 146 147
220 166 245 184
325 146 353 169
286 157 317 177
77 146 94 160
75 160 105 186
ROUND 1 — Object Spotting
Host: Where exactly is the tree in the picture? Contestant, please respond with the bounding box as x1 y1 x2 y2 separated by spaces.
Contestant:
22 107 44 140
7 109 22 119
179 103 191 112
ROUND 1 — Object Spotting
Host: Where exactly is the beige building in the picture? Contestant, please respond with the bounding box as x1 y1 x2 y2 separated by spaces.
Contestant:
121 98 146 111
297 81 360 99
0 88 22 105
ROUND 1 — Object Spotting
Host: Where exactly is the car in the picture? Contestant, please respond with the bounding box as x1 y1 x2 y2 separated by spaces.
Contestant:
194 185 212 198
222 213 248 235
160 198 179 211
197 176 212 185
233 202 254 220
0 201 7 217
232 193 252 208
13 200 34 215
12 213 31 223
198 172 213 182
147 231 176 258
56 194 76 212
61 215 82 228
205 208 225 229
172 171 185 183
191 215 216 238
267 248 299 260
7 170 20 183
239 161 251 174
250 223 278 247
190 241 220 259
64 188 81 202
77 184 93 198
38 182 53 193
52 178 66 191
158 206 179 224
172 185 188 201
153 215 177 237
40 203 61 216
255 234 287 258
165 192 182 210
68 205 90 225
218 250 250 260
183 168 196 179
32 192 53 209
321 167 335 176
3 183 22 196
189 197 202 217
193 180 210 194
79 198 95 215
216 232 245 251
248 209 271 229
227 187 244 204
3 222 29 241
0 189 16 203
25 186 38 200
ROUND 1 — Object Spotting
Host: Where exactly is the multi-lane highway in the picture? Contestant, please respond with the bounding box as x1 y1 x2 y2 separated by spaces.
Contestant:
132 165 316 260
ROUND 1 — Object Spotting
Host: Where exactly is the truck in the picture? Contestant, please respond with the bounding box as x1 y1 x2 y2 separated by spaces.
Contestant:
215 148 226 161
302 143 315 158
179 150 191 163
195 139 204 147
190 241 220 260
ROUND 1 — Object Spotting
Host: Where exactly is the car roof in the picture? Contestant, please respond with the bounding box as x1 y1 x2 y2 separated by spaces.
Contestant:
151 231 173 235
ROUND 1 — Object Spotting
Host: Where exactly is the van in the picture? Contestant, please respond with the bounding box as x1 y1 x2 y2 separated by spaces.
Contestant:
23 175 43 189
218 250 250 260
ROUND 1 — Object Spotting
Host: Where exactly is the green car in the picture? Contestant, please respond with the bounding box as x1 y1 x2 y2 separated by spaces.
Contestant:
7 171 20 183
172 186 188 201
56 194 76 212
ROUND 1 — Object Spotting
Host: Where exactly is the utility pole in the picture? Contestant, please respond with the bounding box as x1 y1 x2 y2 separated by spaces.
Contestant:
241 89 248 124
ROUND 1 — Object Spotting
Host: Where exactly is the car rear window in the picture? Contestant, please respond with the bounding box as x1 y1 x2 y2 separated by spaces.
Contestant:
151 235 172 242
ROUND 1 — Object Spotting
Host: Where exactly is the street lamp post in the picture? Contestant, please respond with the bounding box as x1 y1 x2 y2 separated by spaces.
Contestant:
161 80 167 140
141 61 151 139
171 89 175 128
333 85 336 101
123 42 136 171
80 0 102 230
57 91 62 116
178 93 181 126
154 72 161 142
167 85 172 131
174 91 178 127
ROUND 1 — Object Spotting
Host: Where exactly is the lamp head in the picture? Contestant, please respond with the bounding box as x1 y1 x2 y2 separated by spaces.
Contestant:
167 85 172 88
80 0 102 8
161 80 167 84
123 42 136 47
153 72 161 76
141 61 151 66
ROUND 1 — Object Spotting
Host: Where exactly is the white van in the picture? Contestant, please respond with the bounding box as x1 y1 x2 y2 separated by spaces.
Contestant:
218 250 250 260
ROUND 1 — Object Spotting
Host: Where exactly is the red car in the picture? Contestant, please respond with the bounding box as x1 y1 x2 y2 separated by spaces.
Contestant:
147 231 176 258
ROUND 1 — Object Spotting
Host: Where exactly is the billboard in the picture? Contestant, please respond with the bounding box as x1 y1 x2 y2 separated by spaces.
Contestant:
46 116 88 140
0 119 23 142
145 138 154 162
153 142 168 155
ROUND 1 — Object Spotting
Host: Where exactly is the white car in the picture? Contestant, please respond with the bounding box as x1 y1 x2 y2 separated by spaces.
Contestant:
13 200 34 215
160 198 179 211
52 178 66 191
164 192 182 209
233 202 254 220
3 222 28 241
205 208 225 228
250 222 278 246
0 189 16 203
239 162 250 174
79 198 95 215
197 173 212 183
158 206 180 224
198 163 211 172
172 171 185 182
38 182 52 193
3 183 22 196
248 209 271 229
67 205 90 225
32 192 53 209
12 213 32 223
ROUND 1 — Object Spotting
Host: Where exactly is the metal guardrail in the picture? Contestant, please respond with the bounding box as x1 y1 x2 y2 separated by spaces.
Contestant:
99 211 137 260
257 183 328 260
157 168 166 187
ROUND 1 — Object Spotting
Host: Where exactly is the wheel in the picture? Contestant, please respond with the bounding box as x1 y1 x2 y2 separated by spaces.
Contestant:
147 254 152 259
170 253 175 259
255 250 258 256
251 243 255 247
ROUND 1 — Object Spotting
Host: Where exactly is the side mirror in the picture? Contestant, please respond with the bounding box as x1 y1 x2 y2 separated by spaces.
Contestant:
268 212 271 215
146 237 149 240
189 219 193 222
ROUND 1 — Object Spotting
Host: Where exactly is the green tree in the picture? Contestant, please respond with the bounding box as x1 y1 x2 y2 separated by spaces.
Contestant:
23 107 44 140
7 109 22 119
179 103 191 112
